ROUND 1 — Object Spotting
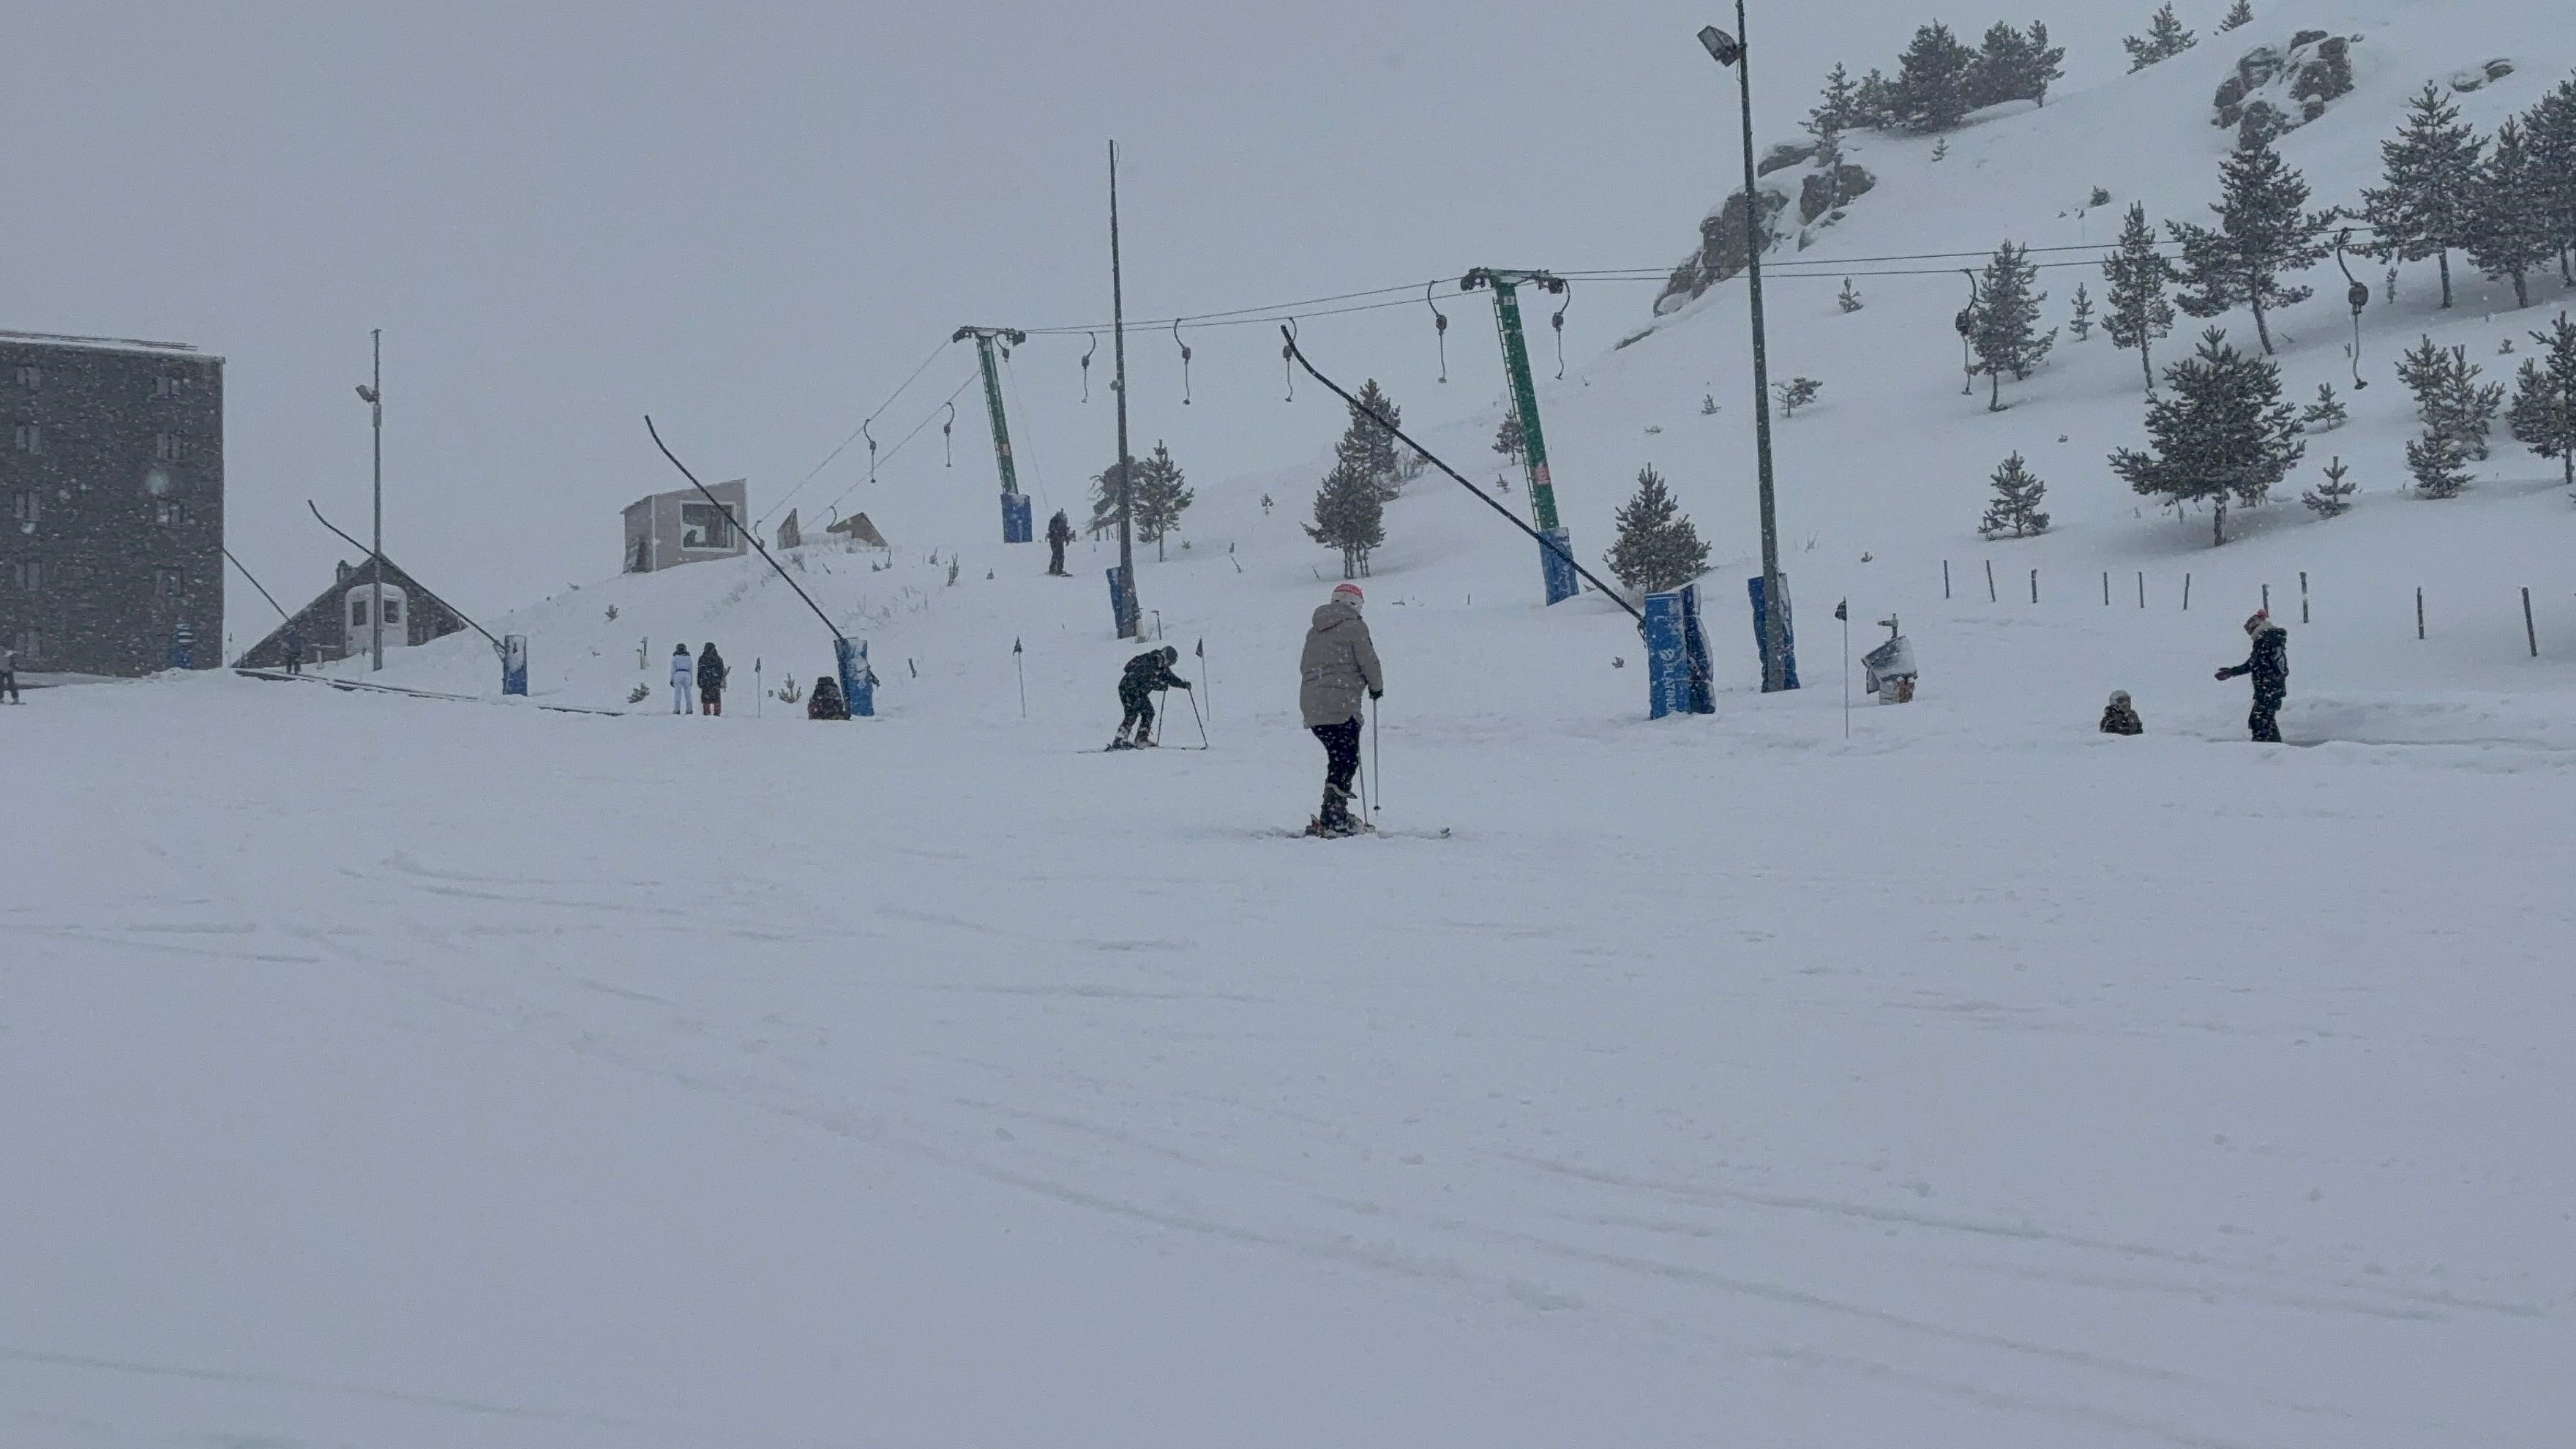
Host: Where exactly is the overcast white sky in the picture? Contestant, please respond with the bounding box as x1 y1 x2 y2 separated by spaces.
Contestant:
11 1 2143 629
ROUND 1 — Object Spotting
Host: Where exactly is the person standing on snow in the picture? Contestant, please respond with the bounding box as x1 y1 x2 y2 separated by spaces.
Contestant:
670 643 694 715
2215 609 2289 742
807 674 849 720
0 642 18 703
697 642 727 716
1046 509 1075 577
1299 581 1383 836
1112 645 1191 748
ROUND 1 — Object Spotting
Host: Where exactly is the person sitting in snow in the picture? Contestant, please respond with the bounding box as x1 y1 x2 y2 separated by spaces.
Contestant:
2215 609 2290 743
1112 645 1190 748
2100 690 2143 735
807 674 849 721
669 643 694 715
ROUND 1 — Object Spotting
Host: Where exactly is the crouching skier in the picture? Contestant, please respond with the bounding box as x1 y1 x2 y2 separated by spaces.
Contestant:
1111 645 1190 749
1299 582 1383 837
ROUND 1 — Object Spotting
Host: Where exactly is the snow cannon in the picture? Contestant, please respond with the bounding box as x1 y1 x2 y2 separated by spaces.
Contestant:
1862 617 1917 705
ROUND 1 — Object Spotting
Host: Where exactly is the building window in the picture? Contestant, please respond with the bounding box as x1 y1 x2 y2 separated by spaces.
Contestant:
12 424 40 453
679 503 734 550
350 598 369 627
10 560 39 590
155 566 183 598
10 490 37 524
155 375 186 398
155 499 190 527
155 433 184 462
15 365 39 389
383 599 402 626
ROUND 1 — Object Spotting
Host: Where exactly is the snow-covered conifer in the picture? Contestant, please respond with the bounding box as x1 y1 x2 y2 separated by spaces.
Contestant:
1838 277 1864 313
1890 23 1979 133
2467 118 2553 310
2103 203 2178 393
2123 4 2197 73
1304 460 1383 579
2397 336 2504 460
2168 136 2333 354
1603 465 1712 598
1971 241 2056 410
1341 379 1407 502
1978 453 2051 538
1774 378 1822 417
2360 83 2485 310
2302 456 2356 517
2405 432 2472 499
2068 282 2096 341
2109 327 2304 544
1493 408 1526 468
2218 1 2254 33
2507 312 2576 493
1130 441 1194 561
2300 382 2347 432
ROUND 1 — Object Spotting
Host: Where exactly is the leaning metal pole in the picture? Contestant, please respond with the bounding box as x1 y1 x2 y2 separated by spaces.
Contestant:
1731 0 1786 692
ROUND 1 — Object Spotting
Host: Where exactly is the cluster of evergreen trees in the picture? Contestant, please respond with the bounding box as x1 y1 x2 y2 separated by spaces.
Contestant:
2362 77 2576 312
1305 380 1412 579
1809 20 2063 140
1088 443 1193 560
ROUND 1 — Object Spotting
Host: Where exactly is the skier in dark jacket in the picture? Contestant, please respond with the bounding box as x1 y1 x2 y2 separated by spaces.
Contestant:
1112 645 1190 748
2100 690 2142 735
807 675 849 720
1046 510 1075 577
2215 610 2289 742
697 643 727 716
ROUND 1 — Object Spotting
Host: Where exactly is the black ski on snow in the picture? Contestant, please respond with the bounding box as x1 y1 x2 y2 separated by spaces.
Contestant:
1276 822 1452 841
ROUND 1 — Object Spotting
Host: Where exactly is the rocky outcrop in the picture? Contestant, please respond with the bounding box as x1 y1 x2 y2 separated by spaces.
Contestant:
2213 32 2358 148
2448 58 2516 92
1654 187 1793 315
1800 165 1877 225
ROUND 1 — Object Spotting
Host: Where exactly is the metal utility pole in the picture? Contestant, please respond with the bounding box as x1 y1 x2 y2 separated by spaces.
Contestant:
354 329 386 671
1107 141 1141 638
1460 268 1576 606
1701 8 1791 692
952 325 1032 542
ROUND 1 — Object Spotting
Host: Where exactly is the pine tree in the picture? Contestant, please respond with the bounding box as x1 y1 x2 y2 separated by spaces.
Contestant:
1838 277 1865 313
2026 23 2066 108
1852 68 1896 130
2068 282 2096 341
2103 203 2178 393
2397 336 2506 459
2467 117 2553 310
2168 136 2334 354
1978 452 2051 537
1890 22 1979 133
2529 78 2576 286
2405 432 2471 498
1774 378 1822 416
1087 457 1134 538
2123 4 2197 73
2302 455 2357 517
2508 312 2576 493
1811 63 1862 136
1342 379 1407 501
1603 465 1711 597
1493 408 1526 468
1129 441 1194 561
2218 0 2254 32
1304 460 1384 579
1969 22 2037 111
1971 241 2056 411
2300 382 2348 431
2361 83 2485 310
2109 327 2305 545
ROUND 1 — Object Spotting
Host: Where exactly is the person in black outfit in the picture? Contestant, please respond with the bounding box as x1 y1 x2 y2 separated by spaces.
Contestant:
697 642 727 716
1046 509 1075 577
2100 690 2142 735
807 675 849 720
2215 610 2289 742
1113 645 1190 747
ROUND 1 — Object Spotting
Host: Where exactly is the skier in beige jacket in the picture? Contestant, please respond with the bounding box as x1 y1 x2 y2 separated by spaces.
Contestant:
1298 583 1384 836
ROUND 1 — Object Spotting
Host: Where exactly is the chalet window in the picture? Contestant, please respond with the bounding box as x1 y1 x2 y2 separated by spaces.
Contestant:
12 424 40 453
15 365 39 389
679 502 734 550
154 566 183 598
10 490 36 523
156 375 185 398
350 598 368 626
10 561 39 590
155 500 190 526
155 433 183 462
383 599 402 626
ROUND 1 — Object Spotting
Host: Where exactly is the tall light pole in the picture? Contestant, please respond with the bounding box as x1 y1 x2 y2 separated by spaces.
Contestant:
1701 8 1789 692
355 330 383 671
1107 141 1140 639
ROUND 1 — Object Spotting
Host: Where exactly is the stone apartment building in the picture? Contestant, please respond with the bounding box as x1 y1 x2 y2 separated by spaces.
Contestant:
1 330 223 675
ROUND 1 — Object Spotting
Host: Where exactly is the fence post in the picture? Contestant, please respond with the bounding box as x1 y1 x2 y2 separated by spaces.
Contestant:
2299 572 2310 624
2261 583 2270 614
2183 573 2191 612
2029 568 2038 604
1985 559 1996 603
2102 571 2110 606
2137 572 2145 609
1943 560 1952 600
2416 587 2425 640
2523 587 2538 658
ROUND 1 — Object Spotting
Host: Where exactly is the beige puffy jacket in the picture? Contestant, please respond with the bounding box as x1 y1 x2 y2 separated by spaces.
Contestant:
1298 600 1383 728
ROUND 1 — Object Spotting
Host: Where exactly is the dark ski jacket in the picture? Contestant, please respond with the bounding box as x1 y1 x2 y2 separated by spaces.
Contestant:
1120 649 1189 699
2100 702 2143 735
1046 512 1076 547
808 676 849 720
697 647 727 694
2218 625 2289 701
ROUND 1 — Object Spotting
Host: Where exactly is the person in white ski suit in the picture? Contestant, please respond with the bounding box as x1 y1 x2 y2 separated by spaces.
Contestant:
670 644 694 714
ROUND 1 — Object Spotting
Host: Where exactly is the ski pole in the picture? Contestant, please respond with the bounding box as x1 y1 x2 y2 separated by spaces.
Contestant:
1370 697 1381 814
1186 686 1208 748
